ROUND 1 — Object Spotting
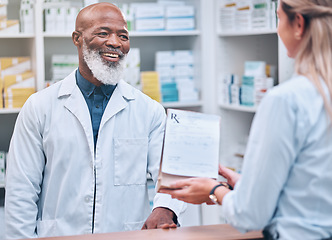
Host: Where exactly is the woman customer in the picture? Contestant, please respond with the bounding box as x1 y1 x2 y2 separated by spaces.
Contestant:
161 0 332 239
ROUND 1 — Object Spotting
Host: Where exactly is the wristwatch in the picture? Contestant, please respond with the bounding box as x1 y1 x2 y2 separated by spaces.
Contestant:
209 182 230 205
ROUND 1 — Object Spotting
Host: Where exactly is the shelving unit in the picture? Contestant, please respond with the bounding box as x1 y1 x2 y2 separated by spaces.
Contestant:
0 0 209 224
0 0 38 159
217 32 279 167
0 0 294 226
198 0 295 226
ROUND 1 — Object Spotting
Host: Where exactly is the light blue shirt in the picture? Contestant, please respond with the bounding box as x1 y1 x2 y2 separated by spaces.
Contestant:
222 75 332 239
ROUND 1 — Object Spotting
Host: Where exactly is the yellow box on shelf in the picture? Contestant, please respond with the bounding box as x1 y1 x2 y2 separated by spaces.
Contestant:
0 19 19 34
0 72 2 108
3 76 35 108
141 71 161 102
0 92 3 109
2 70 34 89
4 95 32 108
0 56 31 71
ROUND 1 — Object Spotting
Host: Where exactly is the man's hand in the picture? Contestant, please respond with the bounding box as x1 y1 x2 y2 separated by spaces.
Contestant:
141 207 177 230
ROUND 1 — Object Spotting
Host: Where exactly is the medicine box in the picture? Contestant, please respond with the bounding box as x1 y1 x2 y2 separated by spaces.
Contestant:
155 51 174 66
165 5 195 18
174 50 194 65
166 17 195 31
141 71 161 102
4 77 35 108
135 5 164 19
0 57 31 79
135 18 165 31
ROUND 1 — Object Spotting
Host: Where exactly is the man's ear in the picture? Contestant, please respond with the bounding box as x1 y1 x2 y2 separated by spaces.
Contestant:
294 13 305 40
72 31 81 47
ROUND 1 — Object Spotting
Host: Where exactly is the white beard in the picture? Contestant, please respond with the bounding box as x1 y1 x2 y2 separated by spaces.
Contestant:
82 40 126 85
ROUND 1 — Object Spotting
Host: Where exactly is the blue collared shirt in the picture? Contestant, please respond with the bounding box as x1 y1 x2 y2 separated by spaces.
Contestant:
222 75 332 239
76 70 116 147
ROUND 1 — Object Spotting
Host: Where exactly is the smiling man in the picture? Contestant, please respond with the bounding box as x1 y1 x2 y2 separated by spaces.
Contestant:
4 3 185 239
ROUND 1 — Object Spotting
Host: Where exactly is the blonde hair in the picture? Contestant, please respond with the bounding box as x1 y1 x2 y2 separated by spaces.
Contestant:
281 0 332 121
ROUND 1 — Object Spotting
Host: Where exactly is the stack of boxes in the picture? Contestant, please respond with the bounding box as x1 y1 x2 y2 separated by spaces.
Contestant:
156 50 198 103
165 5 195 31
19 0 34 33
218 1 236 32
134 4 165 32
241 61 274 106
119 1 195 32
218 61 275 107
0 57 35 109
0 0 19 34
235 1 251 31
155 51 178 102
0 0 34 34
51 54 78 82
252 0 274 30
219 74 240 106
43 0 80 34
141 71 161 103
174 51 198 102
218 0 277 33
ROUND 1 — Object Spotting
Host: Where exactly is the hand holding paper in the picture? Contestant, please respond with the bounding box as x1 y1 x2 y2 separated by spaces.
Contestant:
157 109 221 191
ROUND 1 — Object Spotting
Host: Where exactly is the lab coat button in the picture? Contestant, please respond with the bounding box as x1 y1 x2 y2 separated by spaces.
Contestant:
85 196 90 203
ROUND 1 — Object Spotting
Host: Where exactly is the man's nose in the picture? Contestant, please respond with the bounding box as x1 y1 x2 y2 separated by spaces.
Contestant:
105 34 121 48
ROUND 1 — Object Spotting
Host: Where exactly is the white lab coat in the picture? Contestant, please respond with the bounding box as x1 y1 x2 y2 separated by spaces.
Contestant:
5 70 185 239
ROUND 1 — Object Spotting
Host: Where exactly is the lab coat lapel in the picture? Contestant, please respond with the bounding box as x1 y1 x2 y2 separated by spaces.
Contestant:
100 80 135 129
59 70 94 153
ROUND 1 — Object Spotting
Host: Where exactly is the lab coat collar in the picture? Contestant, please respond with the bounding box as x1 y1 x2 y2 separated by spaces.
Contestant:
58 70 78 98
116 79 136 102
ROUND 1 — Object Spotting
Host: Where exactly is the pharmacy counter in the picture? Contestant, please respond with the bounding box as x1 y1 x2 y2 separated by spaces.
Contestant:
28 224 263 240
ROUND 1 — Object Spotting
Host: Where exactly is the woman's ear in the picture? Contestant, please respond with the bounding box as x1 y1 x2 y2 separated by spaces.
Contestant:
72 31 82 47
294 13 305 40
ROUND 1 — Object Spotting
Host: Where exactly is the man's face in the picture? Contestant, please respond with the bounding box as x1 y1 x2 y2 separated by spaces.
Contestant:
82 38 127 85
78 5 130 84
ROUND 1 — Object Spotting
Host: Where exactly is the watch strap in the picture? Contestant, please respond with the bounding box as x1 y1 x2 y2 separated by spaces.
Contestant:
210 183 224 195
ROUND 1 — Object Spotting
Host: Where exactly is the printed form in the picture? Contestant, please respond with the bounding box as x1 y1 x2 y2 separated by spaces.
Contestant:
161 109 220 179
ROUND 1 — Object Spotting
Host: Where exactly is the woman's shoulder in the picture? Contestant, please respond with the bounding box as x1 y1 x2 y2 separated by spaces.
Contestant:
268 75 315 100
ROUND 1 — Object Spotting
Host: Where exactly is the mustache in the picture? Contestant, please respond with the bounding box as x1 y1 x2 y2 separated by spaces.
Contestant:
100 48 125 58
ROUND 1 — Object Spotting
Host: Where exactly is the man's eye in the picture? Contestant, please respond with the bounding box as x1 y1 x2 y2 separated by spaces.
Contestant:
119 35 129 40
98 32 108 36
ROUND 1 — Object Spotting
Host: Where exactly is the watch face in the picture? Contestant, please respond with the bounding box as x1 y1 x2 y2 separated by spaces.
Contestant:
209 194 219 205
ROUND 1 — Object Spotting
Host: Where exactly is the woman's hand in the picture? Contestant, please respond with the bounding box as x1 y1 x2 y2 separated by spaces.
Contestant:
218 165 241 189
159 178 219 205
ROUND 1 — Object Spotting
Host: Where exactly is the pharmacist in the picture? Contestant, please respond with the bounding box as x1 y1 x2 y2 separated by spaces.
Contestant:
5 3 185 239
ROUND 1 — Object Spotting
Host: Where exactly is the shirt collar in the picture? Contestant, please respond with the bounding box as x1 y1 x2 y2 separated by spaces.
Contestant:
76 69 116 98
